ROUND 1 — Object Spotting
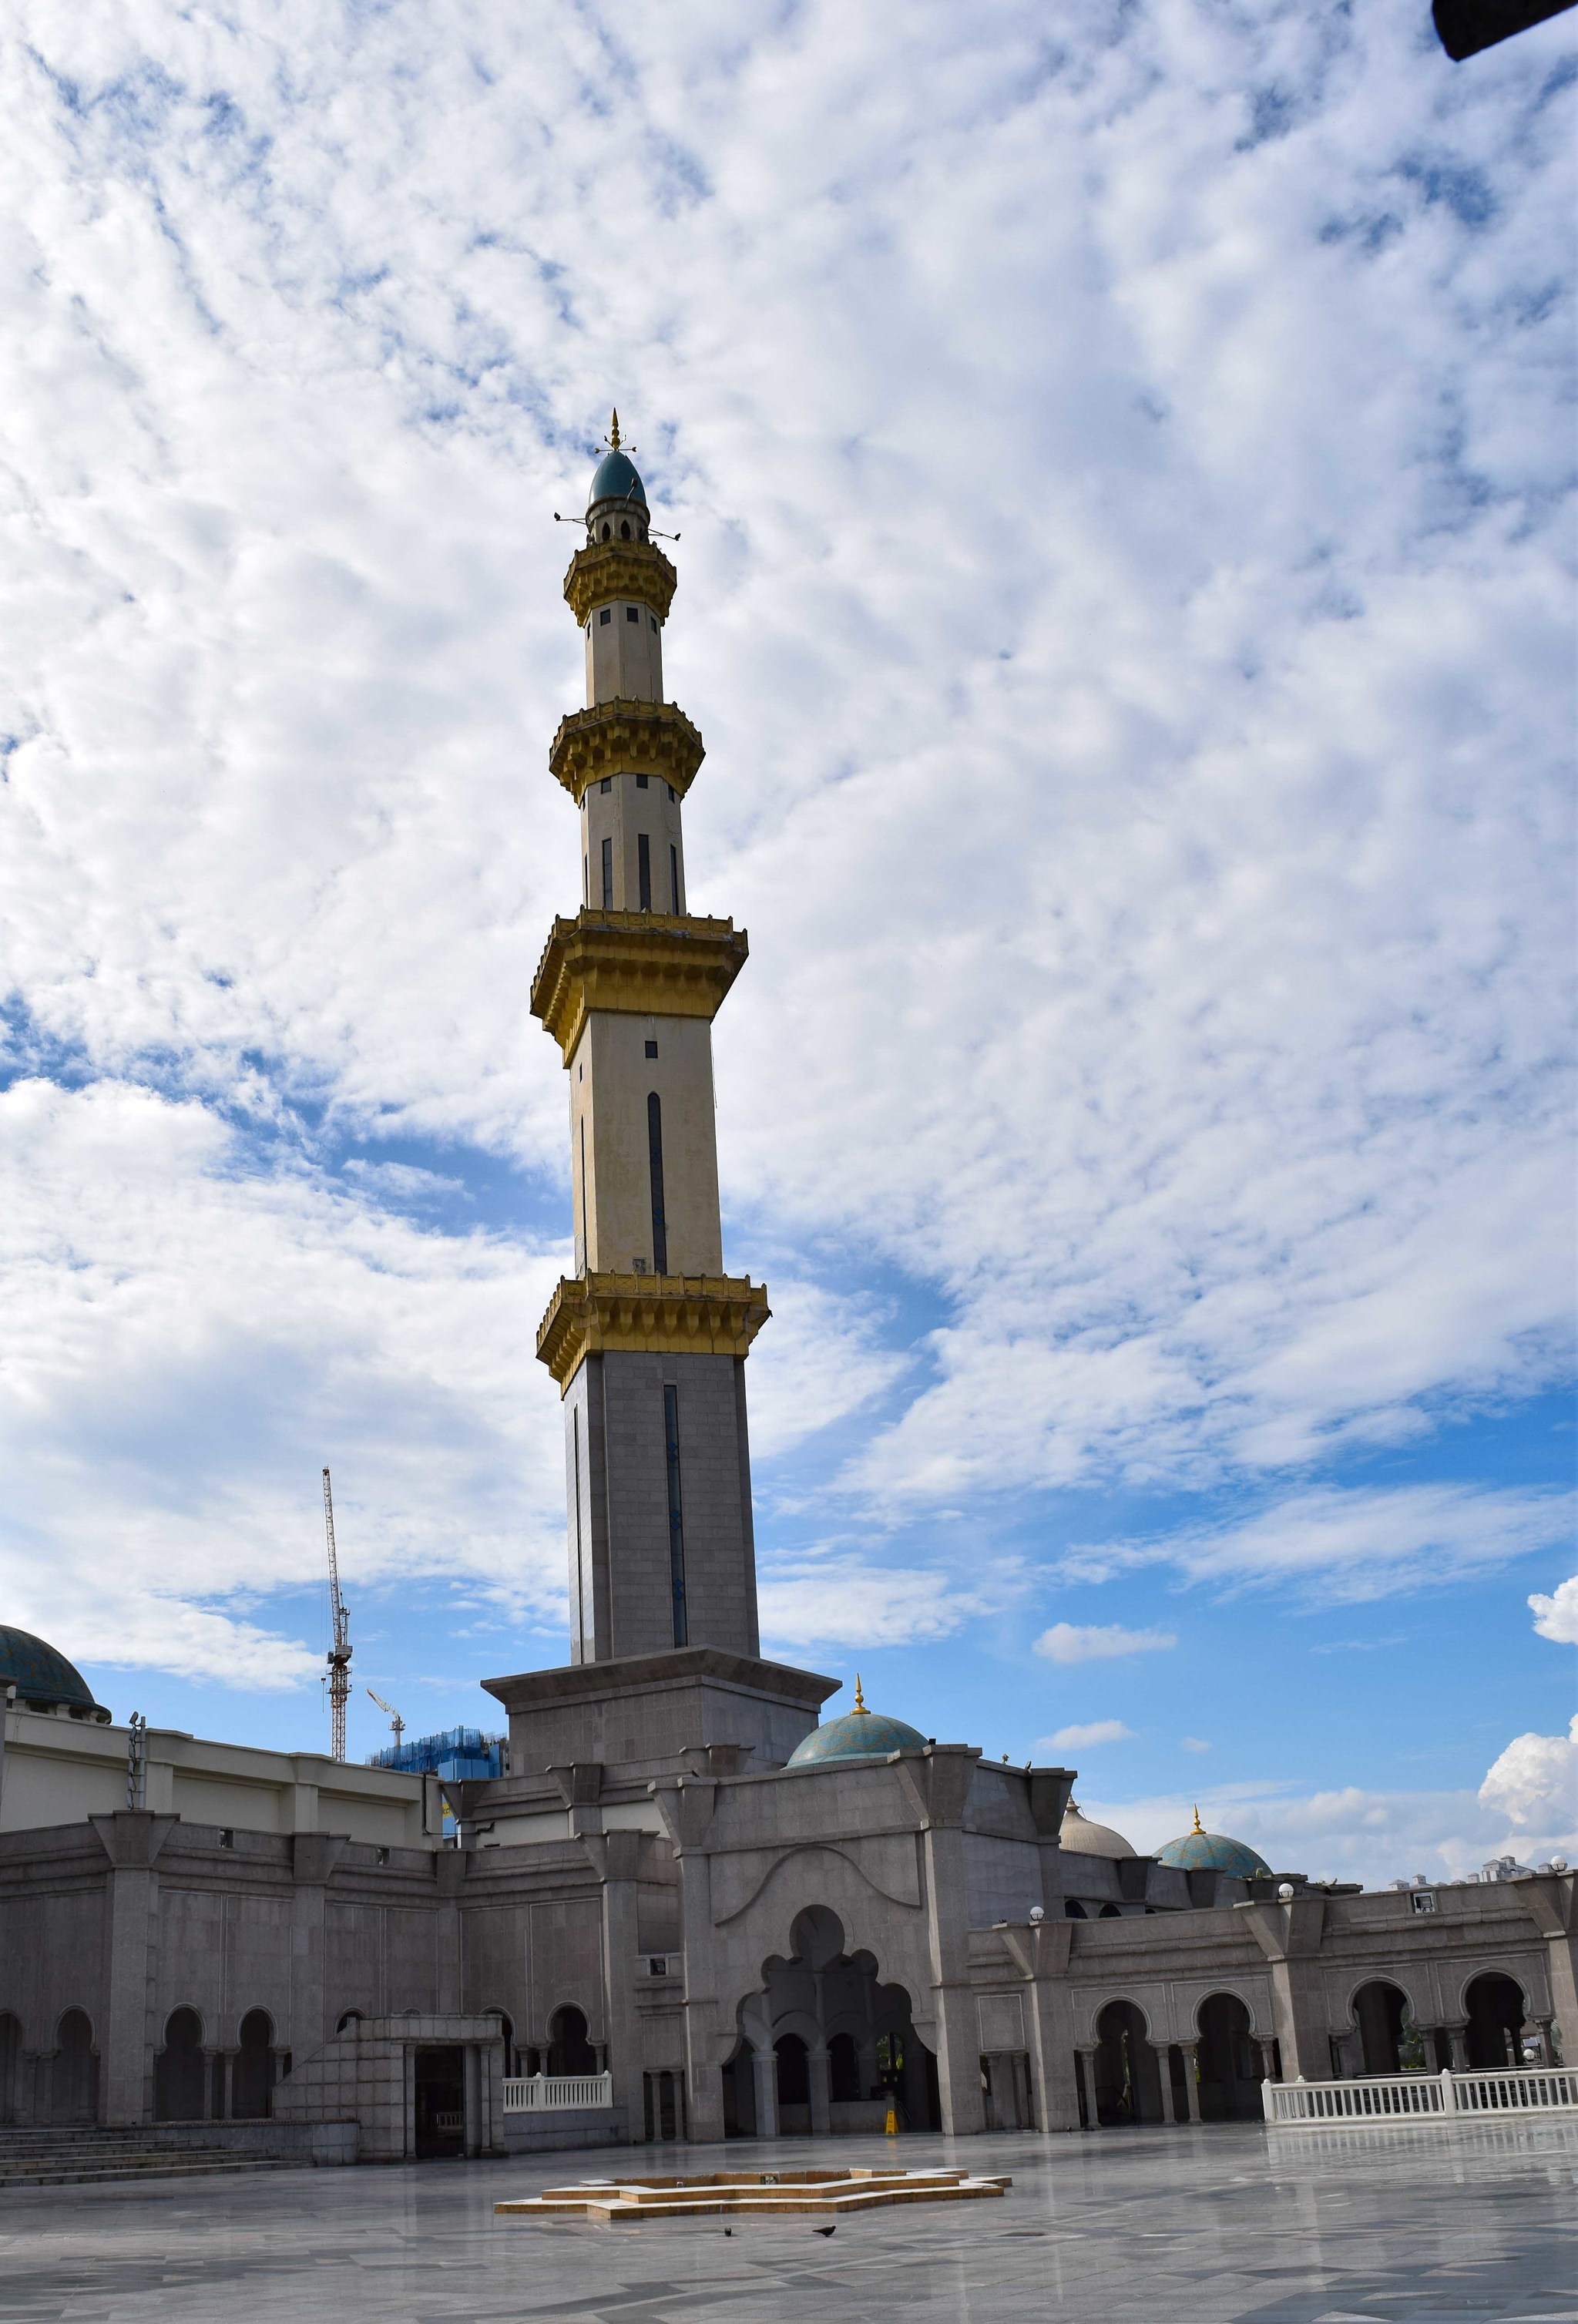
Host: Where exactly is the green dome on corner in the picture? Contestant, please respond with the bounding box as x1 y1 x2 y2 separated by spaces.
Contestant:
0 1625 107 1718
787 1679 927 1768
1154 1808 1270 1879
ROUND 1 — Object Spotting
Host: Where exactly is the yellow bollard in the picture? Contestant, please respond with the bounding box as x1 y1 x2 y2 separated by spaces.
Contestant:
884 2100 898 2137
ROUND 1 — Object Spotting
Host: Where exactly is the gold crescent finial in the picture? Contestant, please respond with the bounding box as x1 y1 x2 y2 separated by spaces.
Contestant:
852 1674 868 1715
608 408 621 450
1191 1803 1204 1835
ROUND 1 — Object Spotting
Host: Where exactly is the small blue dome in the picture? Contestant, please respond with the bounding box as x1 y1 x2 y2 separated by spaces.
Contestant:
1155 1812 1270 1879
787 1688 927 1768
587 448 646 512
0 1625 103 1715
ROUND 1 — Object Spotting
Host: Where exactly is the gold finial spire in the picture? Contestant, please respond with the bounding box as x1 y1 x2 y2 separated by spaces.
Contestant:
608 408 622 450
852 1674 868 1715
1191 1803 1205 1835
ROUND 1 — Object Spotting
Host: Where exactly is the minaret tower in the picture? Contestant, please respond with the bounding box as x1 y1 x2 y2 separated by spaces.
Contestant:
532 418 770 1666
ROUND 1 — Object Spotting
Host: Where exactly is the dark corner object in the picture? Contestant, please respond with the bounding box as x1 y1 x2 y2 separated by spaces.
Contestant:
1432 0 1575 59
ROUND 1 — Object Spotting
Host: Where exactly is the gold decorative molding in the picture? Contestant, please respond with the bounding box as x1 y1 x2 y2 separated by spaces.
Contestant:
530 911 748 1061
536 1272 771 1389
549 700 705 805
562 541 678 626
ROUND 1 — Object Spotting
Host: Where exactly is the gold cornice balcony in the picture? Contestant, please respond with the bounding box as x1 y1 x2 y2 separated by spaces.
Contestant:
562 540 678 626
536 1272 771 1389
548 700 705 806
529 910 749 1062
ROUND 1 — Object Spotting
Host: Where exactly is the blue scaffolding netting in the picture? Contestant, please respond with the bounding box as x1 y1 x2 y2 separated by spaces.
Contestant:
368 1725 505 1781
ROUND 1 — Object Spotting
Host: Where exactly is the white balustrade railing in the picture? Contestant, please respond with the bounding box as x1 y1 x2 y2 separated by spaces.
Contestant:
1265 2065 1578 2124
502 2071 614 2113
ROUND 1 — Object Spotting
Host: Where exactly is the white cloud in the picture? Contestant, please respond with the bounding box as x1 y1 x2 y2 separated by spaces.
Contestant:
1043 1719 1134 1751
1182 1737 1212 1755
1529 1576 1578 1647
0 1076 569 1688
0 0 1567 1730
1034 1622 1177 1665
1057 1483 1577 1605
758 1559 997 1654
1479 1716 1578 1840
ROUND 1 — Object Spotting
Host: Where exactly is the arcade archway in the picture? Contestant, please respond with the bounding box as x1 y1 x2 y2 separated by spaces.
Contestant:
1465 1973 1527 2068
723 1906 939 2137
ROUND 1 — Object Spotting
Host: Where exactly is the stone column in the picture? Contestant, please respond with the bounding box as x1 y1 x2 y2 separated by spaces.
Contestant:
894 1751 985 2138
89 1813 176 2126
462 2044 482 2158
1533 2017 1556 2067
807 2042 831 2138
203 2049 230 2121
751 2045 780 2141
1445 2023 1469 2071
1075 2046 1099 2130
652 1776 727 2147
289 1835 347 2073
1178 2042 1203 2124
1153 2045 1177 2124
588 1830 645 2143
1255 2037 1278 2085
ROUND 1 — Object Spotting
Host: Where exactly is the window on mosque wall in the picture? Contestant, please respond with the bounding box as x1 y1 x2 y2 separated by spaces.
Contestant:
599 606 612 625
626 603 639 621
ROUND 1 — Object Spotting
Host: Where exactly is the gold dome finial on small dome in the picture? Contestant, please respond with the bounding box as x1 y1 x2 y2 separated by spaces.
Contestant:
607 408 622 449
851 1674 869 1716
1191 1803 1205 1835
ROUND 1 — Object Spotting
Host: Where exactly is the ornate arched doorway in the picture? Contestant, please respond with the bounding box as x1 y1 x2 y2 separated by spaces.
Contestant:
723 1906 939 2138
1352 1980 1414 2075
232 2010 277 2120
1092 1999 1163 2125
1465 1973 1526 2069
154 2007 205 2122
1196 1993 1261 2121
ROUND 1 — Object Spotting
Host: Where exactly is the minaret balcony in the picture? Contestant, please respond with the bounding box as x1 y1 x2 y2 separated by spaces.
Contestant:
530 909 748 1062
549 700 705 804
562 539 678 626
536 1271 771 1390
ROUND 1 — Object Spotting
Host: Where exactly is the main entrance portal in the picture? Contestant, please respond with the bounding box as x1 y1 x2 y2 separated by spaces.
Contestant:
723 1906 940 2137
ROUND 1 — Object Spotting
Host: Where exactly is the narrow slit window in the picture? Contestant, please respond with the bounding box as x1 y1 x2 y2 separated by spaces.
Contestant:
670 845 680 914
599 606 612 625
636 773 649 788
626 603 639 622
647 1091 668 1275
637 833 652 911
601 835 613 908
579 1117 589 1268
663 1383 687 1648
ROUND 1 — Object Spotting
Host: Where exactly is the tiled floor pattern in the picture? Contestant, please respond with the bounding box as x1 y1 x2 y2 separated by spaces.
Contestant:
0 2117 1573 2322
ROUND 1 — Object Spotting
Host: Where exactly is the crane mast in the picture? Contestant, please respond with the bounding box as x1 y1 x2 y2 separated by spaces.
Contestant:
321 1465 351 1763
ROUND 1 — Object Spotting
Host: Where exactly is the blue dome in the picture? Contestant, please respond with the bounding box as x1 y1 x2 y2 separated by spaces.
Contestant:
587 448 646 512
0 1625 104 1715
787 1691 927 1768
1155 1813 1270 1879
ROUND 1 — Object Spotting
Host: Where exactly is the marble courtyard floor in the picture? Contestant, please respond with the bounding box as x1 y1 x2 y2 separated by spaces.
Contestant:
0 2117 1573 2323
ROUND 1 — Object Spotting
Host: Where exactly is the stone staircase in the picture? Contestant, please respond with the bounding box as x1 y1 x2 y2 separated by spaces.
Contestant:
0 2126 300 2189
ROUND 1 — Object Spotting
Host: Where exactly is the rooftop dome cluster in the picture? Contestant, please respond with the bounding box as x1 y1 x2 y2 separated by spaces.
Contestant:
0 1626 109 1722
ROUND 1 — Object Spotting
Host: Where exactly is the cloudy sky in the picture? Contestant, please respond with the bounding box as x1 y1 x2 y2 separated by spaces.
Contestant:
2 0 1573 1886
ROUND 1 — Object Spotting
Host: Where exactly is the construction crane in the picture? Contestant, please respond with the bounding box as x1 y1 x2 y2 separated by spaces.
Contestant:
366 1688 405 1749
321 1466 351 1763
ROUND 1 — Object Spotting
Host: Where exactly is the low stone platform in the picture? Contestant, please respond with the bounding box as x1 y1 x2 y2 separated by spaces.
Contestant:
496 2164 1010 2223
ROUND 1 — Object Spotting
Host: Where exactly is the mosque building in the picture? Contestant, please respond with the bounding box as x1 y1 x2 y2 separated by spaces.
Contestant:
0 429 1570 2164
